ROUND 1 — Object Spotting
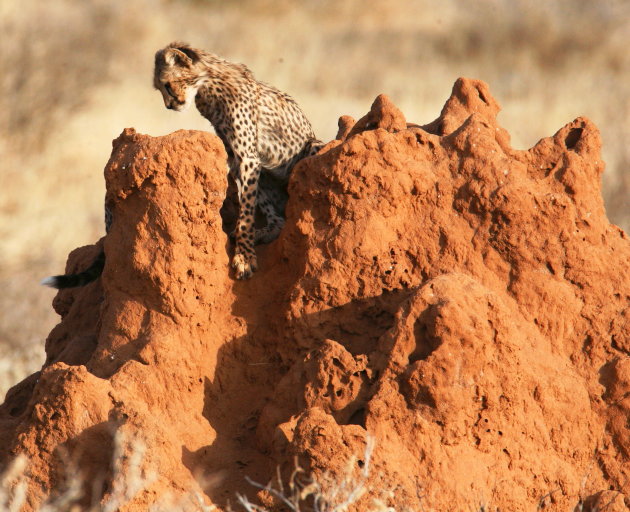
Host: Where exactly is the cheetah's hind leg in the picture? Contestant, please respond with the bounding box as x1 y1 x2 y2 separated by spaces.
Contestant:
255 176 288 244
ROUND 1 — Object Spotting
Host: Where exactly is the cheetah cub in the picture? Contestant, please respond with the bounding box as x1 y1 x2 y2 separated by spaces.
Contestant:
154 42 324 279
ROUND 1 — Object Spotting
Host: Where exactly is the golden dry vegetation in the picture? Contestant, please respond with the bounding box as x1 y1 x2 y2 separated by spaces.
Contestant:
1 0 629 398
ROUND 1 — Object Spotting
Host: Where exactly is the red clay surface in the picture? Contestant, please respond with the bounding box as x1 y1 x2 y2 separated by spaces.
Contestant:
1 78 628 511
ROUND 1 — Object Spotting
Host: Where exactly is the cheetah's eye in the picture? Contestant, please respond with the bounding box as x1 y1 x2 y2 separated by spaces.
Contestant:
164 83 175 98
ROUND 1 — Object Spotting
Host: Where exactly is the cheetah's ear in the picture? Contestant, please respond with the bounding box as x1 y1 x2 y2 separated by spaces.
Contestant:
164 48 193 68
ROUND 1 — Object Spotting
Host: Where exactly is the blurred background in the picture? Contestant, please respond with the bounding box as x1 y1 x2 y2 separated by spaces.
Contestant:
1 0 628 397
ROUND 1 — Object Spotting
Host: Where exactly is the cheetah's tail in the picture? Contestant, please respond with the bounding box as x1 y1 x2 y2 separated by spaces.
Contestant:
41 250 106 289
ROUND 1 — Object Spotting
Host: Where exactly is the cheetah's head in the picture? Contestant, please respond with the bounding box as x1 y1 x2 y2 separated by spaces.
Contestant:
154 42 203 112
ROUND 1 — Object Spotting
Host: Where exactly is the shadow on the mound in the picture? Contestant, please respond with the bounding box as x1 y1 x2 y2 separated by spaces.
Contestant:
182 282 415 508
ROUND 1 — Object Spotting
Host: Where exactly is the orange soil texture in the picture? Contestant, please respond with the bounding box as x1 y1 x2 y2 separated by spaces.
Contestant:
1 78 629 511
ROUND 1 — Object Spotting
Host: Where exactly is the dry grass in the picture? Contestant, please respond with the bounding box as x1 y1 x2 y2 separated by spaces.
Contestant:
0 430 213 511
2 434 615 511
1 0 629 397
0 433 383 511
234 438 397 512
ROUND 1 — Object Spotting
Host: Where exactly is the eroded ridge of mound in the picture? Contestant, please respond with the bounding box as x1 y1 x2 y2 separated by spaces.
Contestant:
1 78 629 511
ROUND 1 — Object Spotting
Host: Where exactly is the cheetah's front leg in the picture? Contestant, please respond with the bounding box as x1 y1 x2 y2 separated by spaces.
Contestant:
232 157 261 279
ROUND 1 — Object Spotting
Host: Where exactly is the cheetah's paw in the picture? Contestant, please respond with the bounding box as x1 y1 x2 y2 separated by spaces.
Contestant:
232 252 258 279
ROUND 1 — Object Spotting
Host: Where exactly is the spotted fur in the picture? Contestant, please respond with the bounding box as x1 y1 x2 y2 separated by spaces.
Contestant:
42 43 320 289
154 41 324 279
